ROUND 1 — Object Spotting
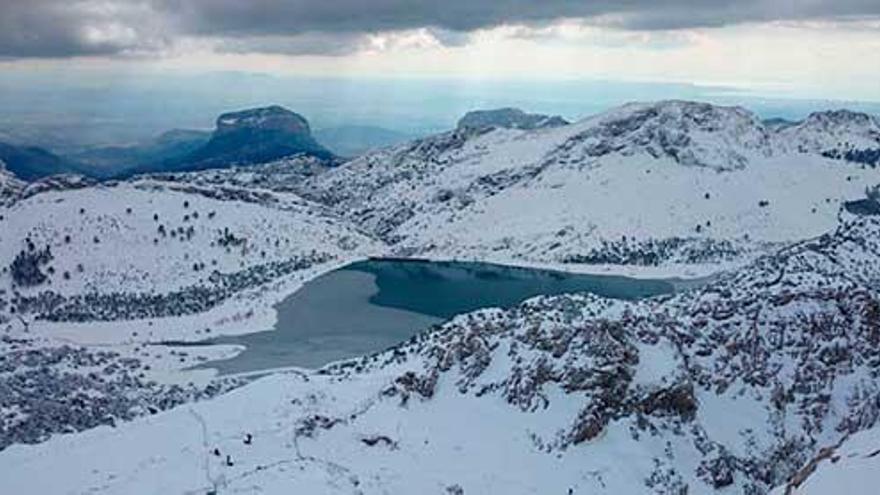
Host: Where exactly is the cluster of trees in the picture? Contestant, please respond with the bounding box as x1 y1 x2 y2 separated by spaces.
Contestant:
822 147 880 167
9 242 53 287
216 227 247 248
13 250 332 322
562 236 742 266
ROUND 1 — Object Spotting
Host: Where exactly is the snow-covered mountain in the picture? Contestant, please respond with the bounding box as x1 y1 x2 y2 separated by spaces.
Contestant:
777 109 880 165
2 208 878 493
457 107 569 131
0 168 383 452
301 100 880 276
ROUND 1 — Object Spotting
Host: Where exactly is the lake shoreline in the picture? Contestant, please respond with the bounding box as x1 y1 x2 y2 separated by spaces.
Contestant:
197 258 698 375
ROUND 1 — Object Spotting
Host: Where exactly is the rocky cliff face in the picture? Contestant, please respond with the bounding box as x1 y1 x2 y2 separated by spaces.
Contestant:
457 107 569 131
183 105 333 169
214 105 312 137
0 162 25 206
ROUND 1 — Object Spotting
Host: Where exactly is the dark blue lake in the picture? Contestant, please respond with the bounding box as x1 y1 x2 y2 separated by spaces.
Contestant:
200 259 678 375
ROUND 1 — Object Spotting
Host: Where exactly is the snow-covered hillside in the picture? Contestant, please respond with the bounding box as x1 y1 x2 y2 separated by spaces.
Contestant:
1 175 381 311
0 171 385 451
0 163 24 206
302 100 880 275
777 109 880 164
2 209 878 493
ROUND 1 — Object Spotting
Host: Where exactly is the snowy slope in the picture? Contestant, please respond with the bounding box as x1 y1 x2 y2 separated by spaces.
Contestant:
302 101 880 274
0 172 385 453
777 109 880 163
0 175 382 304
3 210 878 494
772 424 880 495
0 162 24 206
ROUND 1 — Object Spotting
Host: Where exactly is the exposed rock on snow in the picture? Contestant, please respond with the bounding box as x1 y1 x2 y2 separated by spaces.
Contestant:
457 107 569 131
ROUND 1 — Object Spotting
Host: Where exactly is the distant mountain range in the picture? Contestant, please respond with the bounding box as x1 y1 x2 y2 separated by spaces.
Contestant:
68 129 211 178
3 106 340 181
118 105 333 177
3 102 879 187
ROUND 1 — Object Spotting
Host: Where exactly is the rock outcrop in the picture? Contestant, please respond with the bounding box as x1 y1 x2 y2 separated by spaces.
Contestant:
457 107 569 131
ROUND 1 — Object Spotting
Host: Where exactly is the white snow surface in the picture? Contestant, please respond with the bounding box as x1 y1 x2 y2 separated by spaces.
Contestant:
770 424 880 495
0 178 382 296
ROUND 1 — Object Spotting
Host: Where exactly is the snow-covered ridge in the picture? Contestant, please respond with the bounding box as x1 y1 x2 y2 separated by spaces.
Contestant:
457 107 569 131
300 100 880 274
0 176 382 314
772 423 880 495
0 162 25 206
554 100 774 171
777 109 880 165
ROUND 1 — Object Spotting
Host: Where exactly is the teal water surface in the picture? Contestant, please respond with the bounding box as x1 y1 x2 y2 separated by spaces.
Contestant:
199 259 676 375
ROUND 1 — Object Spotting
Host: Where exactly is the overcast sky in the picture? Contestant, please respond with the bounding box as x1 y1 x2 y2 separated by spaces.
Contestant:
1 1 879 102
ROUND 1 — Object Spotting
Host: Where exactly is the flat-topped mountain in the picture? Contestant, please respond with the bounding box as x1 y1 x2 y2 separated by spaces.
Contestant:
123 105 334 176
457 107 569 131
188 105 333 166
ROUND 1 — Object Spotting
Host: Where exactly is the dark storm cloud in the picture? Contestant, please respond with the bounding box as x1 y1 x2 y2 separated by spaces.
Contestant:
157 0 880 34
2 0 879 58
0 0 168 58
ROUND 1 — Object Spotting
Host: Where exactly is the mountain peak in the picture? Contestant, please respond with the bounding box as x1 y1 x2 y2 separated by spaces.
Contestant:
802 108 877 127
557 99 772 170
777 108 880 165
215 105 312 136
171 105 332 171
457 107 569 131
